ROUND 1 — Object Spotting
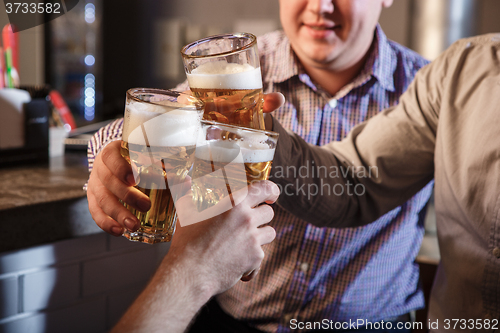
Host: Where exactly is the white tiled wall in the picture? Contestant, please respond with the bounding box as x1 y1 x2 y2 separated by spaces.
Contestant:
0 233 169 333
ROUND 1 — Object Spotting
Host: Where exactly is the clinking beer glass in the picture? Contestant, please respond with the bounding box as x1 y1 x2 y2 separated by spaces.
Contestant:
186 120 278 222
120 88 203 244
181 33 265 130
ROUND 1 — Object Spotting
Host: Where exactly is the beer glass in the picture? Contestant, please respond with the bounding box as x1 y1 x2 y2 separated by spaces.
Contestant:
189 120 278 220
181 33 265 130
121 88 203 244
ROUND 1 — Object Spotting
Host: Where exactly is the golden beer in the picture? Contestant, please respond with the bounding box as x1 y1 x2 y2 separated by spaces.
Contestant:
121 88 203 244
121 142 196 243
190 87 264 130
191 121 278 212
191 149 273 211
182 33 265 130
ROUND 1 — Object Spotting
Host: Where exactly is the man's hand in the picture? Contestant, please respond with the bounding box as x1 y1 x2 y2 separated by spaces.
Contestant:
263 92 285 114
263 92 285 131
169 180 280 294
87 140 148 236
109 180 279 333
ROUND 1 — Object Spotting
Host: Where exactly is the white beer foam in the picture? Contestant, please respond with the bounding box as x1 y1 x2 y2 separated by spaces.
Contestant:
124 102 201 147
241 147 275 163
233 129 269 148
187 61 262 90
196 141 275 163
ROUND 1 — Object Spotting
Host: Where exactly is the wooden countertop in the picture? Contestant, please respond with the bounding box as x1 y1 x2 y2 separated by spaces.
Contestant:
0 152 102 252
0 153 88 211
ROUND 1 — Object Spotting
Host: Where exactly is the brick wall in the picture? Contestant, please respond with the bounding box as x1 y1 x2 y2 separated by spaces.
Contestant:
0 232 169 333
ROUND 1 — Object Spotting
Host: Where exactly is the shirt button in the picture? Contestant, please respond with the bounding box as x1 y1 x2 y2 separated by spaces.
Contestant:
328 98 338 108
284 313 294 323
493 247 500 258
300 262 309 273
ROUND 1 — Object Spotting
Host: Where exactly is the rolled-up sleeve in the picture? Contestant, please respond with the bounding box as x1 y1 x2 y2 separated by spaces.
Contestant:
84 118 124 190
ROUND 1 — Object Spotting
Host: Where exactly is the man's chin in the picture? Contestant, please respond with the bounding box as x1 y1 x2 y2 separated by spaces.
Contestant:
303 45 339 64
293 41 340 68
305 53 337 67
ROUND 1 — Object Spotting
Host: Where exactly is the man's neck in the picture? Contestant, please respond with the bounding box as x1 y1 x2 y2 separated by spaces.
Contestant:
301 50 370 96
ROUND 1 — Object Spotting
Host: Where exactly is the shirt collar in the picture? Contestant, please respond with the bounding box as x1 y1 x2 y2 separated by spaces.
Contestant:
268 25 397 93
266 35 300 83
370 25 397 92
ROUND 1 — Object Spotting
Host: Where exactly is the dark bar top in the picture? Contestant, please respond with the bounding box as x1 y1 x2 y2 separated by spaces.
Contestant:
0 152 102 252
0 153 88 210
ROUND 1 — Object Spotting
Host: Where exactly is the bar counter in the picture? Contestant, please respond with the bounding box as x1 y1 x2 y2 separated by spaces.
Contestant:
0 152 101 252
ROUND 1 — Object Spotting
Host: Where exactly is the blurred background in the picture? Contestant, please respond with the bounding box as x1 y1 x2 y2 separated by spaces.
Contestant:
1 0 499 127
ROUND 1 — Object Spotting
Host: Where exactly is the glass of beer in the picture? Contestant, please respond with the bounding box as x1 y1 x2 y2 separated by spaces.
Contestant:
181 33 265 130
186 120 278 222
121 88 203 244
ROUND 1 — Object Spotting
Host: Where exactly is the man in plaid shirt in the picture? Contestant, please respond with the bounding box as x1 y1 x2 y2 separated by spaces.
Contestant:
87 0 433 332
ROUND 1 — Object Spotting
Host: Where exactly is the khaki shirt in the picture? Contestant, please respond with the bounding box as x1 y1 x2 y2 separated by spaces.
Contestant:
271 34 500 329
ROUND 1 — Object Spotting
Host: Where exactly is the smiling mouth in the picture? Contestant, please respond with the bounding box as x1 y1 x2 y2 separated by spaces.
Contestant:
309 26 330 30
306 24 339 31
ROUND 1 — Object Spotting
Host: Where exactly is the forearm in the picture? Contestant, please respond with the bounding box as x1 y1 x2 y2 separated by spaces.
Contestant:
269 88 437 228
111 253 213 333
270 119 372 227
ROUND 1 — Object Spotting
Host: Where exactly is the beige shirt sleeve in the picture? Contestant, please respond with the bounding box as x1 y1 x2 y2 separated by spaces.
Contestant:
270 41 458 228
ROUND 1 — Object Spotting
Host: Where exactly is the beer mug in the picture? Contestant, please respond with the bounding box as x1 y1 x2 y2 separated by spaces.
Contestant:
185 120 278 224
121 88 203 244
181 33 265 130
